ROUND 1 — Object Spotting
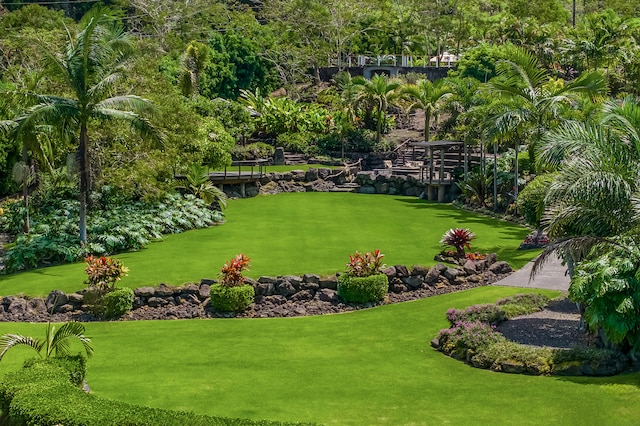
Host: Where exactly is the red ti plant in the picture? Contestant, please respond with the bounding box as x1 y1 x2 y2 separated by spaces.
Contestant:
219 254 251 287
84 255 129 295
346 249 385 277
440 228 475 258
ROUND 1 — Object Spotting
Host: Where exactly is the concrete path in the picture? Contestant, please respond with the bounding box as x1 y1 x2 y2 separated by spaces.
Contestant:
494 254 570 291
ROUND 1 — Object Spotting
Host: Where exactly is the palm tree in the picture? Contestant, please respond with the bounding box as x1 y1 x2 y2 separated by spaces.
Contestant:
401 78 453 141
354 74 401 144
10 8 161 244
0 321 94 361
486 46 607 173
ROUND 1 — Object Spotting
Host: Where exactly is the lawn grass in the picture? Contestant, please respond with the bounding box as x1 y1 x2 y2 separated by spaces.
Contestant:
0 193 538 297
0 286 638 425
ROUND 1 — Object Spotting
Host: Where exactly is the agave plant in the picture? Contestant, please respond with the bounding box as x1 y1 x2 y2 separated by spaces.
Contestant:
0 321 94 362
440 228 476 258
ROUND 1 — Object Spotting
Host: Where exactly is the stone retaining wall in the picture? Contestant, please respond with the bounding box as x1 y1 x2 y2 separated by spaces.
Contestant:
0 257 513 321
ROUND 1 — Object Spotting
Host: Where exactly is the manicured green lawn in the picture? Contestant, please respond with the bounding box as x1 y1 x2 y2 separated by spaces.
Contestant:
0 193 538 297
1 286 638 425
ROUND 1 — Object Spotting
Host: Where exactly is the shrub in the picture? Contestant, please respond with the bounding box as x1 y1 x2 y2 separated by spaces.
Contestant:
2 193 222 273
99 287 134 319
219 254 251 287
209 284 255 312
446 304 507 326
440 228 475 258
337 274 388 304
23 355 87 387
435 321 506 360
275 132 318 155
232 142 274 160
471 341 553 375
345 249 385 277
0 362 309 426
84 256 129 295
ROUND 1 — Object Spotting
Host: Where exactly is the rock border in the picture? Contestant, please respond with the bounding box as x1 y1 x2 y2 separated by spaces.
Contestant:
0 257 514 322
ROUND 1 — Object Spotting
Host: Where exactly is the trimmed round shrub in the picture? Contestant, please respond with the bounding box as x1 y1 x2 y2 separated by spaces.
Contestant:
23 355 87 387
100 287 134 319
209 284 254 312
337 274 388 303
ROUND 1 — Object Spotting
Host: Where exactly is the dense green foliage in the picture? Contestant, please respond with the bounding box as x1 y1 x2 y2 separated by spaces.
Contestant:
337 274 388 303
0 362 308 426
209 284 255 312
98 287 135 319
0 193 222 273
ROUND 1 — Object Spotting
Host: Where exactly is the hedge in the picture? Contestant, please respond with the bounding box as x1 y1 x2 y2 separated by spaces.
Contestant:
0 362 314 426
337 274 388 303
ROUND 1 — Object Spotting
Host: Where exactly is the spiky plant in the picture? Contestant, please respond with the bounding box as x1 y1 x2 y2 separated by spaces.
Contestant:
0 321 94 362
440 228 476 258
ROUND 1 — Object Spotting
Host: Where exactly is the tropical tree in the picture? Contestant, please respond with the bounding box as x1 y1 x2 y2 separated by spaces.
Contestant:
486 47 607 174
0 321 94 361
9 8 162 244
401 78 453 141
532 97 640 352
354 74 401 144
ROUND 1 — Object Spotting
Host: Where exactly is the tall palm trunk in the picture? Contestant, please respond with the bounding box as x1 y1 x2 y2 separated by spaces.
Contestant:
79 123 89 245
424 110 431 142
21 147 30 234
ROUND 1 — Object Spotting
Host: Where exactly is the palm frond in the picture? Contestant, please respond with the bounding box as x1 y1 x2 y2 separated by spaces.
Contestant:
0 333 43 361
48 322 94 358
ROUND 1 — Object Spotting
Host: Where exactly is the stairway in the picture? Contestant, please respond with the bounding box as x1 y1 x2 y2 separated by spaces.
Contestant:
329 182 361 193
284 153 307 165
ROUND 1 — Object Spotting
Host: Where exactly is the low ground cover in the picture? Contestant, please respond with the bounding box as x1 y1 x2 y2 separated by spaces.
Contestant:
0 287 639 425
0 193 536 297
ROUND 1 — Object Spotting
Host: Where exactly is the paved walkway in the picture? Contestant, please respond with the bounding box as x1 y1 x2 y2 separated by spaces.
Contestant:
494 254 570 291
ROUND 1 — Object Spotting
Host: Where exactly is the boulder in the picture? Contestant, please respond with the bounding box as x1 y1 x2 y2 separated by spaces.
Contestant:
443 267 464 281
46 290 68 312
258 276 278 284
300 281 320 291
382 266 397 279
394 265 410 277
26 298 47 315
200 278 217 285
148 297 168 308
463 260 478 275
135 287 156 297
303 273 320 284
305 168 318 181
315 289 338 302
58 304 76 313
198 284 211 299
255 282 275 296
282 275 303 289
319 276 338 290
390 283 408 293
7 298 27 315
411 265 429 276
485 253 498 266
489 261 513 275
182 284 200 294
276 281 297 297
273 147 285 165
402 276 424 290
67 293 84 304
155 284 175 297
424 267 442 284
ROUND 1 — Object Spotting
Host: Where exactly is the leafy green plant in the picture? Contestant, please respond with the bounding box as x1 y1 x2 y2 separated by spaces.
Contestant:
336 274 388 304
99 287 134 319
0 322 94 362
435 321 506 360
338 249 388 303
23 355 87 387
440 228 475 258
219 254 251 287
209 254 254 312
84 255 129 295
345 249 385 277
209 284 255 313
516 173 555 228
181 163 228 209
